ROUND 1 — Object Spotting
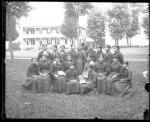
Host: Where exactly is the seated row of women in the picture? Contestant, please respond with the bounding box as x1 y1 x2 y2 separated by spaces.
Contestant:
22 50 133 98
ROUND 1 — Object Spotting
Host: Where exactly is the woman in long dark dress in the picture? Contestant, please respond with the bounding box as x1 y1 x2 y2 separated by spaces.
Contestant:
94 55 109 94
104 45 113 67
80 64 97 95
22 58 39 93
105 55 123 95
76 45 86 75
111 61 133 98
37 55 51 93
68 45 77 68
63 54 74 72
65 63 80 94
50 57 66 93
58 45 67 63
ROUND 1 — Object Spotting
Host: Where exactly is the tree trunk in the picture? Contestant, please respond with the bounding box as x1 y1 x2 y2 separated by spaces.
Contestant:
8 14 14 61
130 38 132 47
126 37 129 46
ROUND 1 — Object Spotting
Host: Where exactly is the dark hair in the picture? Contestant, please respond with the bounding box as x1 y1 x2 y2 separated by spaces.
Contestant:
98 45 102 49
89 64 94 69
113 55 118 59
31 57 37 61
53 45 57 48
113 46 120 50
106 45 111 49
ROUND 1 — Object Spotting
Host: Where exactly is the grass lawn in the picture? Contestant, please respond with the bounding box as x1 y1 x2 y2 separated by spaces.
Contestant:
5 59 149 119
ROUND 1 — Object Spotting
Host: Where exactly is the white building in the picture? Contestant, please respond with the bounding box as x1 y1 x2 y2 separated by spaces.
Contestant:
16 25 87 51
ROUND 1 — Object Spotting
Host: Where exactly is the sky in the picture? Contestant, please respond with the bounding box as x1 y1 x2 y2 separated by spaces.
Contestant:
18 2 113 28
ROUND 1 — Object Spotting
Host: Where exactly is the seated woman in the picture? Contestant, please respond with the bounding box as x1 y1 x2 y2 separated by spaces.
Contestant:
50 57 66 93
111 61 133 98
80 64 97 95
37 55 51 93
94 55 109 94
105 55 123 95
83 56 94 72
21 57 39 93
63 54 74 72
65 63 80 94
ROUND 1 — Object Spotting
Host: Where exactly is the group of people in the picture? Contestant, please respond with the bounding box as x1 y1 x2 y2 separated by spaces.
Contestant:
22 43 133 98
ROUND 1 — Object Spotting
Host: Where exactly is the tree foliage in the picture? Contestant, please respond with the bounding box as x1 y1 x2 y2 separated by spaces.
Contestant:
60 2 78 41
107 3 130 46
87 9 105 46
5 1 32 60
142 14 149 39
6 15 19 42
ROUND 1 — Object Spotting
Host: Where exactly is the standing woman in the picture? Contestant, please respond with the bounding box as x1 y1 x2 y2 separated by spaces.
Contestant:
37 44 53 62
105 55 123 95
50 57 66 93
94 55 109 94
112 46 124 64
59 45 67 63
37 55 51 93
52 45 59 61
68 45 77 69
22 58 39 93
86 44 97 62
63 54 74 72
104 45 113 67
76 45 86 75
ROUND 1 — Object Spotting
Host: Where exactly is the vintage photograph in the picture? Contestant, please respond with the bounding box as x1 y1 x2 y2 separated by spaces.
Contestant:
4 2 149 119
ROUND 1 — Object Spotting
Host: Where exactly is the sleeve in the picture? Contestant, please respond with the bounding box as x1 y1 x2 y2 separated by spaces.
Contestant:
27 66 32 77
65 70 70 82
50 64 55 75
104 63 109 76
83 63 88 72
120 53 124 64
126 70 132 81
93 72 97 82
37 51 42 61
108 53 113 64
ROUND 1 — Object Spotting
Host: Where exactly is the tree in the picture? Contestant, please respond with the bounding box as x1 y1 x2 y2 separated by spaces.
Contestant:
5 2 32 61
142 5 149 40
6 15 19 43
66 2 93 46
60 2 78 45
87 9 105 47
107 3 129 46
142 14 149 39
126 9 140 46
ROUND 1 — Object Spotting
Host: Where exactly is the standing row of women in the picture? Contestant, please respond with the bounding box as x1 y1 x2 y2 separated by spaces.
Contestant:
22 44 133 98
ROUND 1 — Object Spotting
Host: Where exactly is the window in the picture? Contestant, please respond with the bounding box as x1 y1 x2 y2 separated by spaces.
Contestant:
57 39 60 44
65 39 68 44
31 38 35 45
31 29 35 34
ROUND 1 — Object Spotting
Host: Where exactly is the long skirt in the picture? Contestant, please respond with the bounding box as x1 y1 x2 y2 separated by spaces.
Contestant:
111 80 133 98
76 59 84 75
66 80 80 94
105 72 119 95
97 75 106 94
22 77 39 93
37 75 51 93
53 76 66 93
80 81 95 95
